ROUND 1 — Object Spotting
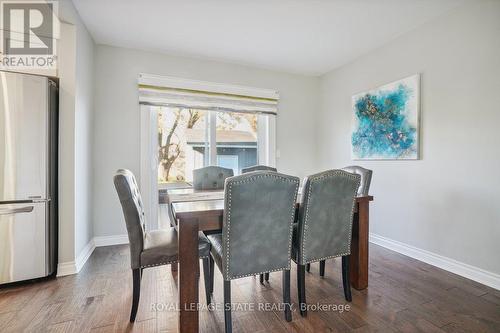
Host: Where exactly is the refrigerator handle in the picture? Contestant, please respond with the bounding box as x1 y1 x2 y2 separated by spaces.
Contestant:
0 206 34 216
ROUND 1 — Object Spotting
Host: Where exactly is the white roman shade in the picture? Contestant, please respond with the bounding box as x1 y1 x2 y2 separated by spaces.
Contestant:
138 74 279 115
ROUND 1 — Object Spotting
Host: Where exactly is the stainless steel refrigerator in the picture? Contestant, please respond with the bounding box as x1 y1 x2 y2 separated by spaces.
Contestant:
0 71 58 285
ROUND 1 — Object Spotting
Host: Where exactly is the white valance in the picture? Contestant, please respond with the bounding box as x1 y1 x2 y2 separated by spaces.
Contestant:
138 74 279 115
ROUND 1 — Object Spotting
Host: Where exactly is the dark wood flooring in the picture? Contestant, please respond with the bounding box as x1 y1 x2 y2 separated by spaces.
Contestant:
1 244 499 332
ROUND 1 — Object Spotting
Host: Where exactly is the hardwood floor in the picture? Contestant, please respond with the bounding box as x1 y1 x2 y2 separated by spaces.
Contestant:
1 244 499 332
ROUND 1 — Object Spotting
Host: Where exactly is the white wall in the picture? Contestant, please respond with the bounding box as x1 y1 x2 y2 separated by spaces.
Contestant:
57 22 77 263
317 1 500 275
73 14 95 257
92 45 319 237
57 0 95 267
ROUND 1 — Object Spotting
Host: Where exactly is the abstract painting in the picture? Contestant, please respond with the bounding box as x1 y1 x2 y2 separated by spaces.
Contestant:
351 74 420 160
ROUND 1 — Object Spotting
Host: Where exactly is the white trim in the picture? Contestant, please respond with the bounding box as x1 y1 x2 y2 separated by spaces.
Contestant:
208 112 217 165
256 114 276 167
370 233 500 290
57 238 96 277
140 105 159 230
138 73 279 100
75 239 96 272
268 116 277 167
257 115 266 165
56 235 129 276
56 261 78 276
93 234 129 247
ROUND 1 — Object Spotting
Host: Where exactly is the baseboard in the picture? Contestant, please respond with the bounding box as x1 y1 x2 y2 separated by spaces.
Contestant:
370 233 500 291
57 234 128 277
93 234 129 247
56 261 78 276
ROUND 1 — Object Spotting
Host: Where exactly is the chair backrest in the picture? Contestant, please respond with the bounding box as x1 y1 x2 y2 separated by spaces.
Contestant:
222 171 299 280
193 166 234 190
113 169 146 269
241 165 277 174
342 165 372 196
295 170 360 265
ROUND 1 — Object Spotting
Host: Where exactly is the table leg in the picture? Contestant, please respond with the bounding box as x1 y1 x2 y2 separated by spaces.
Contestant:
350 200 369 290
178 217 199 333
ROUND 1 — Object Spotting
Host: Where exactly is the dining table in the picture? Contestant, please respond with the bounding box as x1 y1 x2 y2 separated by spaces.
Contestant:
162 185 374 333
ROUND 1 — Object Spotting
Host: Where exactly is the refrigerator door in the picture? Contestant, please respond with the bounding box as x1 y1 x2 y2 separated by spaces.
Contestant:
0 71 48 202
0 201 47 284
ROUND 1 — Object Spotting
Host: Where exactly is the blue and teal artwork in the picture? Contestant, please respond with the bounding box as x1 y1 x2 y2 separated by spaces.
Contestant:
351 74 420 160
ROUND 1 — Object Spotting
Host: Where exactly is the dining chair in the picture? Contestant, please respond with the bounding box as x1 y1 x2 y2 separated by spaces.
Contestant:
113 169 213 322
242 165 279 282
293 169 360 316
207 171 300 333
304 165 372 273
342 165 372 196
241 165 277 173
193 166 234 190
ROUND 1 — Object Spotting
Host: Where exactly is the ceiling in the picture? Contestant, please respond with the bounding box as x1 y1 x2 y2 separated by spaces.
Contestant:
72 0 466 76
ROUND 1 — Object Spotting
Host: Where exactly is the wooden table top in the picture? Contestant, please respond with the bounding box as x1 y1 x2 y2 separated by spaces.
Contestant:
167 189 226 202
171 191 373 219
172 199 225 219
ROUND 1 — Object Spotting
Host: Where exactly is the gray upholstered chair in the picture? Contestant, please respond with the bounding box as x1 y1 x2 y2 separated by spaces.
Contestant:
304 165 372 273
113 169 213 322
193 166 234 190
293 169 360 316
242 164 280 283
207 171 300 333
241 165 277 173
342 165 372 196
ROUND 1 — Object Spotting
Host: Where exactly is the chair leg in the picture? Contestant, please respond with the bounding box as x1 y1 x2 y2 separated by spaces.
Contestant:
130 268 141 322
297 264 307 317
319 260 325 277
224 280 232 333
342 256 352 302
264 272 269 282
209 256 214 294
202 257 212 305
259 273 264 284
282 270 292 322
306 263 310 272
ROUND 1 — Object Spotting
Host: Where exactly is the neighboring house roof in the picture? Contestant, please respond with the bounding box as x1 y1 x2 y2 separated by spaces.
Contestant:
186 128 257 145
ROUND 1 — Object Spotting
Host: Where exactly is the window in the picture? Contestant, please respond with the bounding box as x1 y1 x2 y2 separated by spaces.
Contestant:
139 75 278 229
157 108 209 184
156 108 270 185
216 112 258 175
